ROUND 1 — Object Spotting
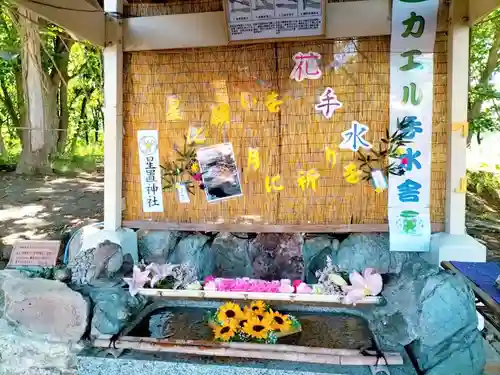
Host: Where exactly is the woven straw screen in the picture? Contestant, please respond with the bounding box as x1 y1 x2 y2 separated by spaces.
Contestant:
122 1 448 227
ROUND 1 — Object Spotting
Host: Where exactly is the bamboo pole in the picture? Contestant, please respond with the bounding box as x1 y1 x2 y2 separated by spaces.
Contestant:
98 334 401 358
94 336 404 366
137 288 381 305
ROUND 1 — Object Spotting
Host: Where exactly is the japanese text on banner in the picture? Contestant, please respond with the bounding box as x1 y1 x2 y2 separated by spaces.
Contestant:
137 130 164 213
388 0 439 252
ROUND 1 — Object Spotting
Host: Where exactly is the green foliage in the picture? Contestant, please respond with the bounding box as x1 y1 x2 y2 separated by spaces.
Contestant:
51 142 103 173
469 10 500 143
467 170 500 196
0 5 103 172
66 42 103 155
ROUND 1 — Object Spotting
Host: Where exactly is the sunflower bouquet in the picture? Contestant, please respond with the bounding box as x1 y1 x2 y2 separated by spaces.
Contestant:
209 301 301 344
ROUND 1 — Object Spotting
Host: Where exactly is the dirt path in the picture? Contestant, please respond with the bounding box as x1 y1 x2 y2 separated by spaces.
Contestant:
0 172 103 259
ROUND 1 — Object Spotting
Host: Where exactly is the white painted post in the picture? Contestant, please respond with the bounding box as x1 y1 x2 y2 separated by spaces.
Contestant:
103 0 123 231
445 0 469 235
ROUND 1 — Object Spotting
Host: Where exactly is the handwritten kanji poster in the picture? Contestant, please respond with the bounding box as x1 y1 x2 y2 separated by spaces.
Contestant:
388 0 439 252
225 0 325 42
137 130 164 213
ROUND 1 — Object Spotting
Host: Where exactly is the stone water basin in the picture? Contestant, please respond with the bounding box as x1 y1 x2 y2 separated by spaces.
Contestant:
124 301 375 351
81 300 419 375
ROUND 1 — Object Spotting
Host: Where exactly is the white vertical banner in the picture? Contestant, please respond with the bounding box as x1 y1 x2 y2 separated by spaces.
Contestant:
388 0 439 252
137 130 164 213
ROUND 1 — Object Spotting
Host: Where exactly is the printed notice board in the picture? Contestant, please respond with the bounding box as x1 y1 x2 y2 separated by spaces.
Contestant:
7 240 60 267
224 0 326 42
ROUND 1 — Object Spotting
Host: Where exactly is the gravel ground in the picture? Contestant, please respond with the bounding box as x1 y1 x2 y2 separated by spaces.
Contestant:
0 172 103 259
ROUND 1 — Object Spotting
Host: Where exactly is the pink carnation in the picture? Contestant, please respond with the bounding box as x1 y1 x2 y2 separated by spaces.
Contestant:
279 279 294 293
296 282 313 294
204 275 215 284
293 280 302 291
204 280 217 291
202 277 303 294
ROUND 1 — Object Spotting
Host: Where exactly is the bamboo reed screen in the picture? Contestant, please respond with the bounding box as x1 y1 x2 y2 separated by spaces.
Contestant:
122 1 448 228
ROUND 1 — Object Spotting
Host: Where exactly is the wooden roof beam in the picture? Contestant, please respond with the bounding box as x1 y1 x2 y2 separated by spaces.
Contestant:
469 0 500 25
14 0 105 47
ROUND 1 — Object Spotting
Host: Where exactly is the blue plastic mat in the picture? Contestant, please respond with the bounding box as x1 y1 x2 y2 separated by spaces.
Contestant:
451 261 500 304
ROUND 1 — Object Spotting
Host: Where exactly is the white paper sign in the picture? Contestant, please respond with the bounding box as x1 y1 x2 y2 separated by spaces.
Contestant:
388 0 439 252
176 183 191 204
137 130 164 213
371 170 388 191
225 0 324 42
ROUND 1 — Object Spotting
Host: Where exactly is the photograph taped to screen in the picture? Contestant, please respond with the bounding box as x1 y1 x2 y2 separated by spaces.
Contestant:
197 143 243 203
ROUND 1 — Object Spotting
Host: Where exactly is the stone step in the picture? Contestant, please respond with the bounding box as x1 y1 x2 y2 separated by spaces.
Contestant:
77 349 419 375
484 339 500 375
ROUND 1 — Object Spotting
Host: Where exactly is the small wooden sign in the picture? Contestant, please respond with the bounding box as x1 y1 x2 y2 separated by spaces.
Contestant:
7 240 60 268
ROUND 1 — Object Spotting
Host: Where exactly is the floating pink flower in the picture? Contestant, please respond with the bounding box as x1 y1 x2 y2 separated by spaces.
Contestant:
279 279 294 293
293 279 302 291
204 280 217 291
204 275 215 283
296 282 313 294
342 268 383 305
201 277 304 293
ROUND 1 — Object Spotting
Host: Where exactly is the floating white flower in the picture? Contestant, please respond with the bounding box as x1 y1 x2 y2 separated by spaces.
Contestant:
124 266 151 296
342 268 383 304
146 262 178 288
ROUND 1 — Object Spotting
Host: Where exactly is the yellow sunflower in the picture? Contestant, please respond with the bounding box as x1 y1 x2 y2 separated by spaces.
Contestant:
217 302 243 323
213 320 238 342
264 309 292 333
247 300 267 315
237 314 249 329
244 307 265 321
242 315 272 340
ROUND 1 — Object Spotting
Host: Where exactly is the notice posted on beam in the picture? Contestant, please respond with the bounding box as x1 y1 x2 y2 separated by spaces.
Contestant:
224 0 325 43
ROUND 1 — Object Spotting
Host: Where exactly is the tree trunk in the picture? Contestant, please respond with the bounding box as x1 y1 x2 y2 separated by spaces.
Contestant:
16 8 54 175
0 122 6 156
70 95 88 152
466 130 473 147
94 116 99 143
14 64 25 142
0 76 21 137
57 82 69 153
466 108 475 147
55 37 74 154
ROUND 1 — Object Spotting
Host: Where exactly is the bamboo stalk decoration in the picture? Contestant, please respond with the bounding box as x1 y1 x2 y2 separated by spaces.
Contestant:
356 116 414 182
160 137 200 195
